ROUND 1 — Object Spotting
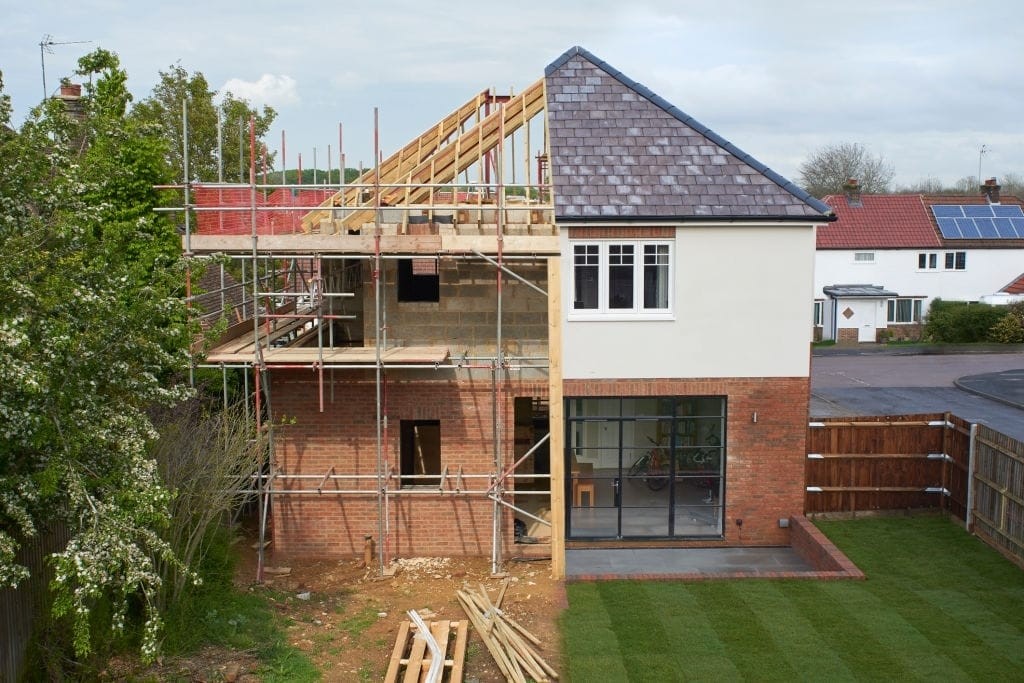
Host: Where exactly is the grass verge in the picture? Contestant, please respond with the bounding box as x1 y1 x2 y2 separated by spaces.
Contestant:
561 515 1024 682
161 530 319 682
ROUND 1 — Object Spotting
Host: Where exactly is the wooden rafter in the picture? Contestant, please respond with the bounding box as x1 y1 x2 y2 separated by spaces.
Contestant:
302 89 494 231
303 78 546 233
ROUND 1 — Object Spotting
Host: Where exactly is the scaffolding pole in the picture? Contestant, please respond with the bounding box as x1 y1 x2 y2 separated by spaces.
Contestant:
373 106 387 574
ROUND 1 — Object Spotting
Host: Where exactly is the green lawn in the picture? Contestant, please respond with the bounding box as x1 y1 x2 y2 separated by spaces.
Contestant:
560 516 1024 682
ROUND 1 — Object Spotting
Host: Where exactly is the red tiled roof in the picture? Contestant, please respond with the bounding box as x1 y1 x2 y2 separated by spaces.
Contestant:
1003 272 1024 295
818 193 1024 249
818 195 941 249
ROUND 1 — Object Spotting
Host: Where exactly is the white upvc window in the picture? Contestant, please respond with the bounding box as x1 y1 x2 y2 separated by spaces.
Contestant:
813 301 824 327
887 298 923 324
944 251 967 271
571 241 672 319
853 252 875 263
917 253 938 270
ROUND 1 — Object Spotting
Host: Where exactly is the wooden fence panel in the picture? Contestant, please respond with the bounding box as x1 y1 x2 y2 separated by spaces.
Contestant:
944 414 973 520
0 524 69 682
806 414 951 514
971 423 1024 568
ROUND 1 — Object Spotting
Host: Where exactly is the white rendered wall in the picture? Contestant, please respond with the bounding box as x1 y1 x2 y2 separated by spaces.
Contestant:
814 248 1024 313
562 225 816 380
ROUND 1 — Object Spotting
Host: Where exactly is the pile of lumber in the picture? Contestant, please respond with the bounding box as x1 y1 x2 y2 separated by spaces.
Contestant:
383 617 468 683
456 582 558 683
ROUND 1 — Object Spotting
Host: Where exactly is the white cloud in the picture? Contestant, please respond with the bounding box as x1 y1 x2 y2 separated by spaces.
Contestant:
218 74 299 108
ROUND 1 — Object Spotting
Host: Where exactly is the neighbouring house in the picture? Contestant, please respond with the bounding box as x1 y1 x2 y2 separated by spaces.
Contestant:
815 179 1024 342
185 46 833 578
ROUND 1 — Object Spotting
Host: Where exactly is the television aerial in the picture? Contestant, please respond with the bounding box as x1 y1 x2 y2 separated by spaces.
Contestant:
39 34 92 101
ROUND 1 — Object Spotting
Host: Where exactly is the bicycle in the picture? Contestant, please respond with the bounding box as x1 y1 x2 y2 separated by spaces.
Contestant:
627 438 671 491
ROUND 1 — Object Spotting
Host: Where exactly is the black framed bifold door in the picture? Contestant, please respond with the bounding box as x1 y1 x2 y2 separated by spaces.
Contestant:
566 397 725 540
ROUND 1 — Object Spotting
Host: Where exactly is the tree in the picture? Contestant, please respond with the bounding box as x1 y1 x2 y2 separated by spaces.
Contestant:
132 64 276 182
1001 173 1024 199
0 51 191 665
798 142 895 198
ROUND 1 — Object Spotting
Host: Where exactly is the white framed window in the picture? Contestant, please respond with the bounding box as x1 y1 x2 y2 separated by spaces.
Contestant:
917 253 938 270
887 298 923 324
853 252 875 263
571 240 672 319
944 251 966 270
813 301 824 327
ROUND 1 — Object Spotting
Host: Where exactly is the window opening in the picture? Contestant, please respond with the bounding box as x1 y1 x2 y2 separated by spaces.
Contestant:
397 259 440 302
400 420 441 487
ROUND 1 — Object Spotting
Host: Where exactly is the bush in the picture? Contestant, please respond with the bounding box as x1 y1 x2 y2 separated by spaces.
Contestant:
925 299 1006 343
988 302 1024 343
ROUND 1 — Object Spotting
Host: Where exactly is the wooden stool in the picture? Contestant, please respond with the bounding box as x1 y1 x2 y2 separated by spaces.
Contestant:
574 480 596 507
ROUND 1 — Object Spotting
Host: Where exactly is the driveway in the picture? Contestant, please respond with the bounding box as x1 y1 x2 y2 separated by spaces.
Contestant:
811 352 1024 440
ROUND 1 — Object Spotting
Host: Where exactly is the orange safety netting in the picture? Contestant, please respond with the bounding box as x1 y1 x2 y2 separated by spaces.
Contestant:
191 186 334 235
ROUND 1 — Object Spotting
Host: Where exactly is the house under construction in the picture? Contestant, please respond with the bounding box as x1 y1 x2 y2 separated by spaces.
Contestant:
180 47 833 579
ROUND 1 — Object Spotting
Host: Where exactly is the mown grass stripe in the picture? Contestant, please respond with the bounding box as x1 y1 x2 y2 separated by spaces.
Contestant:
775 581 908 681
916 588 1024 669
688 581 800 681
729 580 855 681
642 582 744 681
563 582 628 682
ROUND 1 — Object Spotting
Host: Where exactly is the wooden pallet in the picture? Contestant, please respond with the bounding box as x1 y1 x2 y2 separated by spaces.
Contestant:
384 619 469 683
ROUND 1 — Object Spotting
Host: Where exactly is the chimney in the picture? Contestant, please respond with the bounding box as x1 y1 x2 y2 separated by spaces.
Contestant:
56 82 86 123
843 178 862 206
981 177 1001 204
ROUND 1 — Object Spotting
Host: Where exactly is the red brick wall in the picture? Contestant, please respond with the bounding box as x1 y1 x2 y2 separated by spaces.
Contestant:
567 227 675 239
837 328 859 344
267 371 547 559
789 515 864 579
563 377 809 546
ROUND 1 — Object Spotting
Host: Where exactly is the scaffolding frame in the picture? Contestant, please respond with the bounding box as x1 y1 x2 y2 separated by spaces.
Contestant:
167 85 556 579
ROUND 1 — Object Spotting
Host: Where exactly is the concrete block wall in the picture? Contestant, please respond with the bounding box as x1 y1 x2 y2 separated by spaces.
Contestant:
361 260 549 357
562 376 809 546
268 371 549 558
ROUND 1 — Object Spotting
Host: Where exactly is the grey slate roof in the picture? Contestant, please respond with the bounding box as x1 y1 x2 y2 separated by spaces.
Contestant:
544 46 833 222
823 284 899 298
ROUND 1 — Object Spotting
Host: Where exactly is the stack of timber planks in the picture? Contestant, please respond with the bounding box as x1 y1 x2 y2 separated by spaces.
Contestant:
384 618 468 683
456 582 558 683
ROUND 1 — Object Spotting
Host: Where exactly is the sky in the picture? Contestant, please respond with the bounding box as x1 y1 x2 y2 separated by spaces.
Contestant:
2 0 1022 189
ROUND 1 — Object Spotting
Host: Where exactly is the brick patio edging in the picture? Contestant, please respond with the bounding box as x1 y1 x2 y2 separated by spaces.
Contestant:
788 514 865 580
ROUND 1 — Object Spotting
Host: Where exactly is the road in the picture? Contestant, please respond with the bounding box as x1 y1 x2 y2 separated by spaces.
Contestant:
810 353 1024 440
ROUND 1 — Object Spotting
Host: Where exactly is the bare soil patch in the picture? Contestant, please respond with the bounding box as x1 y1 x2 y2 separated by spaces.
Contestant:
255 552 565 681
122 548 565 682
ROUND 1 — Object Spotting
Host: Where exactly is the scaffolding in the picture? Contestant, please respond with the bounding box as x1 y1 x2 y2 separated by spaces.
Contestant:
163 82 556 579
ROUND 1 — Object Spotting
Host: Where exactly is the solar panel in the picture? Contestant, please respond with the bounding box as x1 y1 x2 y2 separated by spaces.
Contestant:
975 217 999 238
930 204 1024 239
933 205 964 218
994 217 1017 238
955 217 981 238
964 205 995 218
993 205 1024 218
936 217 961 238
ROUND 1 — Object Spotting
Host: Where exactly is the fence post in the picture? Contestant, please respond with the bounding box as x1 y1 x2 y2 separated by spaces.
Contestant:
965 422 978 531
